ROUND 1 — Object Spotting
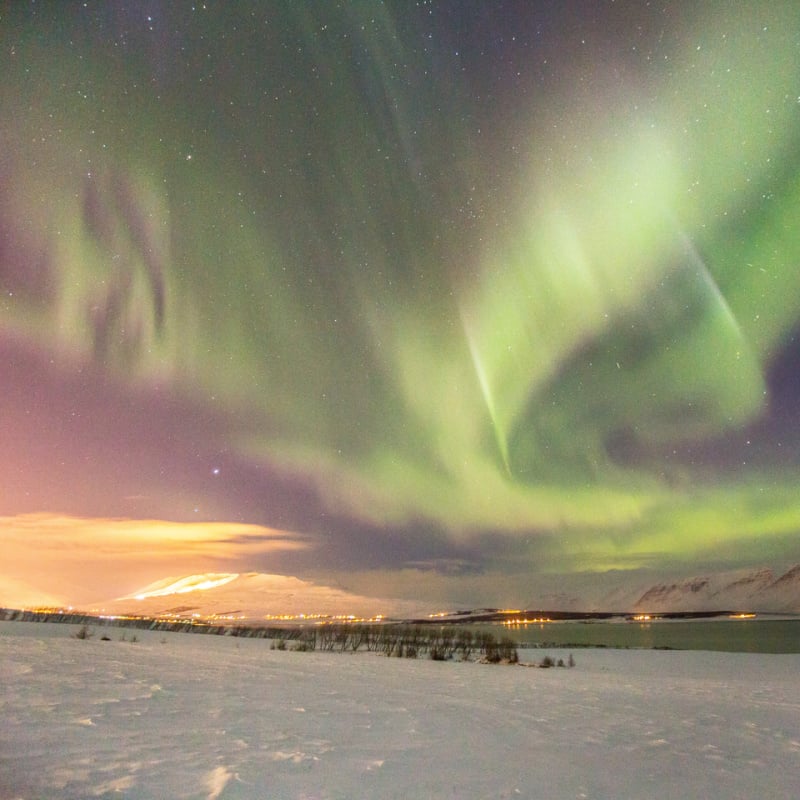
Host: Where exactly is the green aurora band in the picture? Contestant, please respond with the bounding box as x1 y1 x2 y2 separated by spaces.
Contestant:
2 2 800 576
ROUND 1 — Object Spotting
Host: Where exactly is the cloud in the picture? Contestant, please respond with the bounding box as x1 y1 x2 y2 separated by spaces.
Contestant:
0 513 308 607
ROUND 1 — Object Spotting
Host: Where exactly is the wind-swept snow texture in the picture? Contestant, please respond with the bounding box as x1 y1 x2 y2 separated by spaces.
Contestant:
1 622 798 799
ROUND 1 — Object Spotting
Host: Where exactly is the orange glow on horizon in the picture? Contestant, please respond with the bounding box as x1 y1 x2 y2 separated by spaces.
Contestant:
0 512 309 608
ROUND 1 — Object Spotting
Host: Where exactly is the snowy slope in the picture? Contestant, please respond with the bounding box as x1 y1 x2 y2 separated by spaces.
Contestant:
629 564 800 613
523 564 800 614
94 572 434 620
2 621 799 800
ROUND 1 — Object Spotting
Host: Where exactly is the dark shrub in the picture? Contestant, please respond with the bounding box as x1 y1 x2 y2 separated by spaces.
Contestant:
74 625 93 640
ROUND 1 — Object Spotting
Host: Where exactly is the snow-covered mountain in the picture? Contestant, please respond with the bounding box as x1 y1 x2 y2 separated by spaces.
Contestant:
94 572 434 621
522 565 800 614
83 565 800 621
628 565 800 613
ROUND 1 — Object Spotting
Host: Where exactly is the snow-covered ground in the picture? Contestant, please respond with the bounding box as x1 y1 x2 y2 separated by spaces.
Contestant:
2 622 798 799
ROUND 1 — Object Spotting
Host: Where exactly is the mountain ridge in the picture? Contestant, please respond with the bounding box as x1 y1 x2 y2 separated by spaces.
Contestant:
630 564 800 613
95 571 434 620
521 565 800 614
90 564 800 622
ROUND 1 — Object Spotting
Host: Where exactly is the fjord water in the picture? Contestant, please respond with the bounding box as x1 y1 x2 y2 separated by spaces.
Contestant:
499 618 800 653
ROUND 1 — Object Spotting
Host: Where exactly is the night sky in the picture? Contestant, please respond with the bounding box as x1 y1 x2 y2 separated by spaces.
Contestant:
2 1 800 607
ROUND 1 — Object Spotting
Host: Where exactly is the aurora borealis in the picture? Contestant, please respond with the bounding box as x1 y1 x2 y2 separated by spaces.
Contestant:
2 1 800 607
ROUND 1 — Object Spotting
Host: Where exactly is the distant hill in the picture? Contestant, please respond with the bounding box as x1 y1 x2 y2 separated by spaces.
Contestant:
628 564 800 614
93 572 434 621
525 565 800 614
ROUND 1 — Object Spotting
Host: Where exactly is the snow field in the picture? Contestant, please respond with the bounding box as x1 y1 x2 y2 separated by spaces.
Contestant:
1 622 799 799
